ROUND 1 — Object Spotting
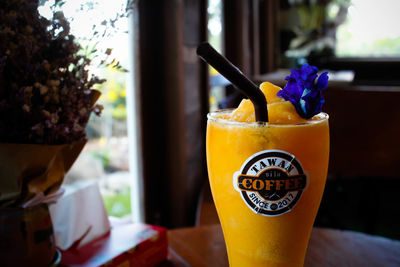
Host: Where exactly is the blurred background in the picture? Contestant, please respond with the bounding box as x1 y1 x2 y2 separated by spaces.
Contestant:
41 0 400 239
39 0 132 218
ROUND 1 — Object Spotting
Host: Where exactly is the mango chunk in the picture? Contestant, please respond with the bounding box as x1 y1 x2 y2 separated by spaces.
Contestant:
230 99 255 122
229 81 307 124
268 101 307 124
260 82 284 104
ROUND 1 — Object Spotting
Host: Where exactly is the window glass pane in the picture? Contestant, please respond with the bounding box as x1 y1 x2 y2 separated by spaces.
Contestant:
39 0 132 219
208 0 225 111
208 0 222 52
279 0 400 69
335 0 400 57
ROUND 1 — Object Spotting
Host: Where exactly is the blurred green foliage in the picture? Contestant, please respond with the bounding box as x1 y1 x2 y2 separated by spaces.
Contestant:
90 149 110 169
99 66 127 120
102 188 131 218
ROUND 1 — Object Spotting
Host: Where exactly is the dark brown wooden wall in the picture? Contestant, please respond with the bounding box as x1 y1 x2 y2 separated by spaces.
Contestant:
223 0 279 77
221 0 279 101
182 0 209 228
133 0 208 228
223 0 252 75
323 86 400 178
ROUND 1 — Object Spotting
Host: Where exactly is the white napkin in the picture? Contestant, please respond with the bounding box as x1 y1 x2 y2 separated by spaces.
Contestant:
49 181 111 250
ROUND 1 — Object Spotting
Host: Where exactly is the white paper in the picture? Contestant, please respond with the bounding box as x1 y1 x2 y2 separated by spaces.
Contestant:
49 180 110 250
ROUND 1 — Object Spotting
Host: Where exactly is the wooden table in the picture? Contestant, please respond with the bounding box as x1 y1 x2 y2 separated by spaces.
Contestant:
161 224 400 267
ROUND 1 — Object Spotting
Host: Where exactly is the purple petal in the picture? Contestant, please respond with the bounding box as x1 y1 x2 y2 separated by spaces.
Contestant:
277 64 329 119
315 72 329 91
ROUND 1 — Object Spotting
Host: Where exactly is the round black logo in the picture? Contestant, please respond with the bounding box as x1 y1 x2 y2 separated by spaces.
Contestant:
233 150 308 216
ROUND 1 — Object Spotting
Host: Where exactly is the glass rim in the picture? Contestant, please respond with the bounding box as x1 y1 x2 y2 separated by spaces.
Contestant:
207 109 329 127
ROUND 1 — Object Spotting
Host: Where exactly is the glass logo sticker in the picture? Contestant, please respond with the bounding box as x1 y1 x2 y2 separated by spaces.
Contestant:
233 150 308 216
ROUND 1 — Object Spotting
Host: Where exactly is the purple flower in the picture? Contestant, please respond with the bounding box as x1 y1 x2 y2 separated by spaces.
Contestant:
277 64 329 119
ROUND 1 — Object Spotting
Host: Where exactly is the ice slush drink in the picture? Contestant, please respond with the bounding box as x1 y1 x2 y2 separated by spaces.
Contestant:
206 82 329 266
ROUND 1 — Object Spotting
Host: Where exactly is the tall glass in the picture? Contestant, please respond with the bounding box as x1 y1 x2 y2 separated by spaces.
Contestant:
206 110 329 267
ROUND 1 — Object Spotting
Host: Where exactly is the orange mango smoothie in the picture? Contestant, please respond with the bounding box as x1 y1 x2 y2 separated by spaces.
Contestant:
206 82 329 266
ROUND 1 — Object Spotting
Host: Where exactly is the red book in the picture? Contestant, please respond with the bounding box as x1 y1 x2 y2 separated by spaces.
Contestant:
60 221 168 267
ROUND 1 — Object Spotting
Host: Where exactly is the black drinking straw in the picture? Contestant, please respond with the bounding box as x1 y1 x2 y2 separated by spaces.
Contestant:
196 42 268 122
